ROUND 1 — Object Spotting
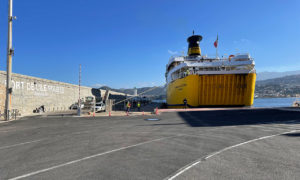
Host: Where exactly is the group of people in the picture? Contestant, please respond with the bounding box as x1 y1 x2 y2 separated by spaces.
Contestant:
33 105 45 113
126 101 141 113
182 68 195 78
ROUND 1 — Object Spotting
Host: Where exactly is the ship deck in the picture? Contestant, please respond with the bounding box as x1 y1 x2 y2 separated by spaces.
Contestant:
0 107 300 179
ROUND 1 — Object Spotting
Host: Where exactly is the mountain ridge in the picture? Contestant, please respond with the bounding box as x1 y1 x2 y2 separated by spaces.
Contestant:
256 70 300 81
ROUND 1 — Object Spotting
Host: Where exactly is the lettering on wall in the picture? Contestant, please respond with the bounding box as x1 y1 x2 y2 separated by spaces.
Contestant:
3 80 64 95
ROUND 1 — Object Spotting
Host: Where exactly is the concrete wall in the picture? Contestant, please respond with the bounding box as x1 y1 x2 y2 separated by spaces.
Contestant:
0 71 96 116
0 83 5 114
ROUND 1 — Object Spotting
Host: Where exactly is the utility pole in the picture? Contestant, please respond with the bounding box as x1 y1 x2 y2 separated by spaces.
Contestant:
5 0 16 121
77 64 81 116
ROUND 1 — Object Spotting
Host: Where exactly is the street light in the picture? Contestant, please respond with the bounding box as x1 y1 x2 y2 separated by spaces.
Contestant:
77 64 81 116
5 0 16 121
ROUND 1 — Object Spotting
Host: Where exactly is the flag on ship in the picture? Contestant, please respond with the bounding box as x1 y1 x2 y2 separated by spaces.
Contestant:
214 35 218 48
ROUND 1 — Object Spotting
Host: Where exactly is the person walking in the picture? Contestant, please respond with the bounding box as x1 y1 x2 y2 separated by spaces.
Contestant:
126 101 131 113
186 69 190 76
183 98 188 109
137 102 141 112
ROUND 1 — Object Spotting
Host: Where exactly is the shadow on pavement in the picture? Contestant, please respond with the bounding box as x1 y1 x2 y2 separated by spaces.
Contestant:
177 108 300 127
22 110 78 119
282 133 300 137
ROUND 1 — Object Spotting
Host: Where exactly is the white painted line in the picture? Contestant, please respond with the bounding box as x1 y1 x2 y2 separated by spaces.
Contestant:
0 127 36 133
9 135 180 180
166 129 300 180
250 125 285 131
0 130 10 133
71 130 91 135
246 120 300 131
0 139 44 150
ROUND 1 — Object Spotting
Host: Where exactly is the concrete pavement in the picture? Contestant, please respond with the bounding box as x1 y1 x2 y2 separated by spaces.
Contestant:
0 108 299 179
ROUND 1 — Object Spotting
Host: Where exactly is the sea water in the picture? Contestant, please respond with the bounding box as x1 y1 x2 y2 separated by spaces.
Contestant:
253 97 297 107
155 97 297 107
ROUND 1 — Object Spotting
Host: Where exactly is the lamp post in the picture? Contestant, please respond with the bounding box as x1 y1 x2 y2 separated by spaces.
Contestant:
5 0 16 121
77 64 81 116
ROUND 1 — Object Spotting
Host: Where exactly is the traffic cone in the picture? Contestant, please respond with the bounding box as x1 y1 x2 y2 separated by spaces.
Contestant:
109 111 111 116
142 111 145 116
93 112 95 117
155 108 158 115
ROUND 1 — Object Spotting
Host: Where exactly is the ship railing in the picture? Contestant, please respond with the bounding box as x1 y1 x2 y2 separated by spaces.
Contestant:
172 66 255 80
184 57 254 62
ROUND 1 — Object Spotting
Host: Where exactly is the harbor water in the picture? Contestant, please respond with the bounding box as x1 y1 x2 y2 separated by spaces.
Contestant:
253 97 297 108
156 97 297 108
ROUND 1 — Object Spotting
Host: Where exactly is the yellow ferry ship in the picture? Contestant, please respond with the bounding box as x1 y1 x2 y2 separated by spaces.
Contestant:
165 34 256 107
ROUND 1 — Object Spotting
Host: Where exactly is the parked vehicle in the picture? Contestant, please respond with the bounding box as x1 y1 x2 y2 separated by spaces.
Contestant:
95 102 106 112
69 103 84 110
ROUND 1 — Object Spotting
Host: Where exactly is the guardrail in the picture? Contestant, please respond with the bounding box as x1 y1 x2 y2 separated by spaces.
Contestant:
0 109 21 120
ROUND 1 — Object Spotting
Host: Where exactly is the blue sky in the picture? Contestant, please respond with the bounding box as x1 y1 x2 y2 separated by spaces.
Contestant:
0 0 299 88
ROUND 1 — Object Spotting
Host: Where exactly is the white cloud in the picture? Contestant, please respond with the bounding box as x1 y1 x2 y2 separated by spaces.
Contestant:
168 50 178 55
136 82 155 87
240 38 250 43
234 38 250 44
91 83 106 88
134 81 166 88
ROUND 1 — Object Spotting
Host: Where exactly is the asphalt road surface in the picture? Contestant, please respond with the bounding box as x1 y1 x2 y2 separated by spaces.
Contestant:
0 108 300 180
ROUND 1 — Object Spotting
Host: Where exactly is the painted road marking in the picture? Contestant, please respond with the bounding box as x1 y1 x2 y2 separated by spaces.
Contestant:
166 129 300 180
253 124 300 131
0 139 44 150
0 127 38 133
0 129 119 152
8 135 181 180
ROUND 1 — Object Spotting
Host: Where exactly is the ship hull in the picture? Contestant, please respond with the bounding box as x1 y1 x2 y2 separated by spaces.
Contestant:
166 73 256 108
